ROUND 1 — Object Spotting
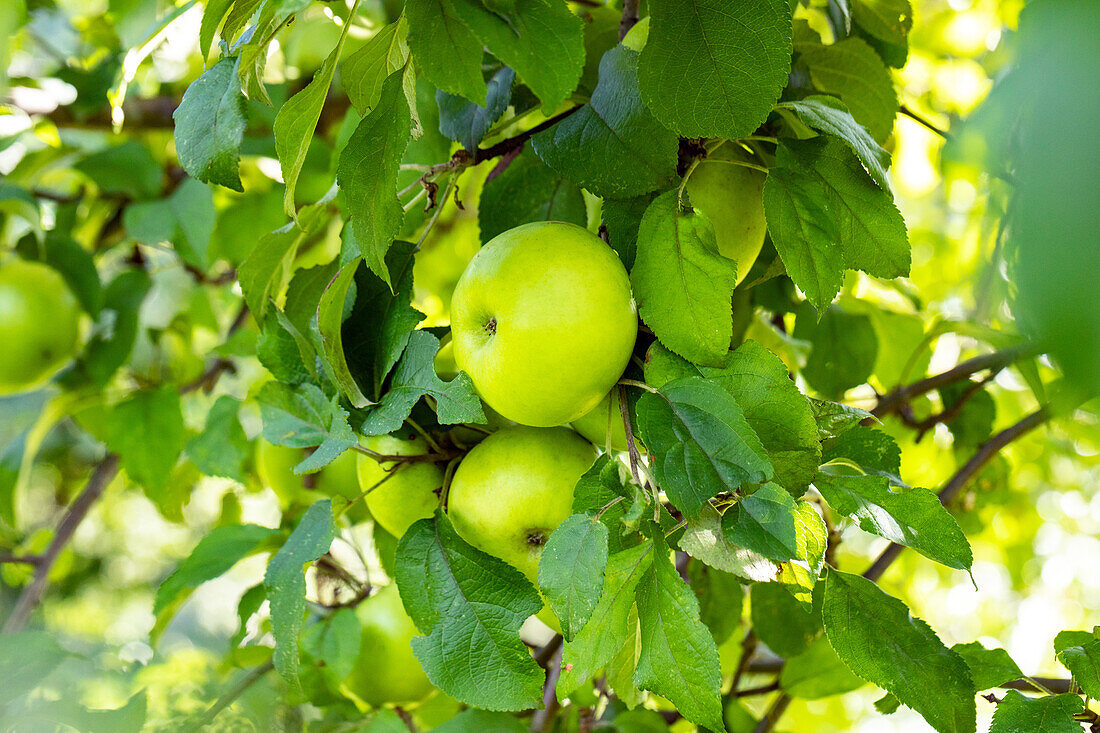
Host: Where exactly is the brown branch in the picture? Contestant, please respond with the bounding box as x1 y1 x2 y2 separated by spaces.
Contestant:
863 405 1050 582
898 370 999 441
753 692 792 733
180 660 274 733
734 681 781 698
619 0 640 41
531 645 563 733
3 454 121 633
872 347 1030 419
0 554 43 565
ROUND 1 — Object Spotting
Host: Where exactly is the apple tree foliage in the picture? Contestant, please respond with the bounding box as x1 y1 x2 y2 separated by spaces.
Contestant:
1 0 1098 731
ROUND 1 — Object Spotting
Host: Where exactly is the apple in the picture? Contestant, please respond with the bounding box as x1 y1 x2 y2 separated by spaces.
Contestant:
315 449 371 523
358 434 444 539
685 142 768 285
450 221 638 427
446 426 596 581
342 583 434 707
255 441 369 522
255 440 305 505
0 259 81 394
571 389 642 453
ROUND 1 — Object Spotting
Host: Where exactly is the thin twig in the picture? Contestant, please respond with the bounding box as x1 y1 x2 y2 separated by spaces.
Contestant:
753 692 792 733
899 105 952 140
181 661 274 732
0 555 42 565
351 444 462 465
3 454 121 633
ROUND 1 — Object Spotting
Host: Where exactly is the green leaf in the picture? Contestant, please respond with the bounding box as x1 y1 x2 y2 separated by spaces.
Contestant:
185 395 250 482
951 641 1024 691
301 608 361 683
607 605 644 709
238 204 328 320
823 424 901 476
0 632 69 706
851 0 912 52
405 0 486 104
172 56 246 191
781 636 865 699
602 194 655 270
153 523 277 638
283 260 340 343
777 96 891 190
275 8 357 217
532 46 677 198
751 581 821 657
794 305 879 396
337 67 413 287
340 240 424 402
800 37 898 142
265 500 336 688
558 541 654 696
437 66 514 151
764 138 909 311
123 180 216 270
538 514 609 641
15 233 101 316
60 270 150 389
637 0 792 139
317 260 372 408
571 454 633 552
106 386 184 492
74 141 163 199
633 532 725 733
809 398 873 440
1055 636 1100 699
645 341 821 494
688 562 744 645
636 376 772 517
360 330 485 435
776 500 828 608
815 473 973 571
257 382 358 472
343 16 410 115
449 0 584 113
989 692 1083 733
722 483 801 562
395 512 544 711
631 191 738 366
678 505 778 582
199 0 234 58
823 570 976 733
478 150 587 242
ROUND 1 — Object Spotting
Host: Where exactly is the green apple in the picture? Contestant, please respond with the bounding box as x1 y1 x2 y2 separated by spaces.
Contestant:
451 221 638 427
447 426 596 580
358 434 444 539
315 449 371 523
685 142 768 285
343 583 434 707
571 389 643 453
0 258 81 394
255 440 308 505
